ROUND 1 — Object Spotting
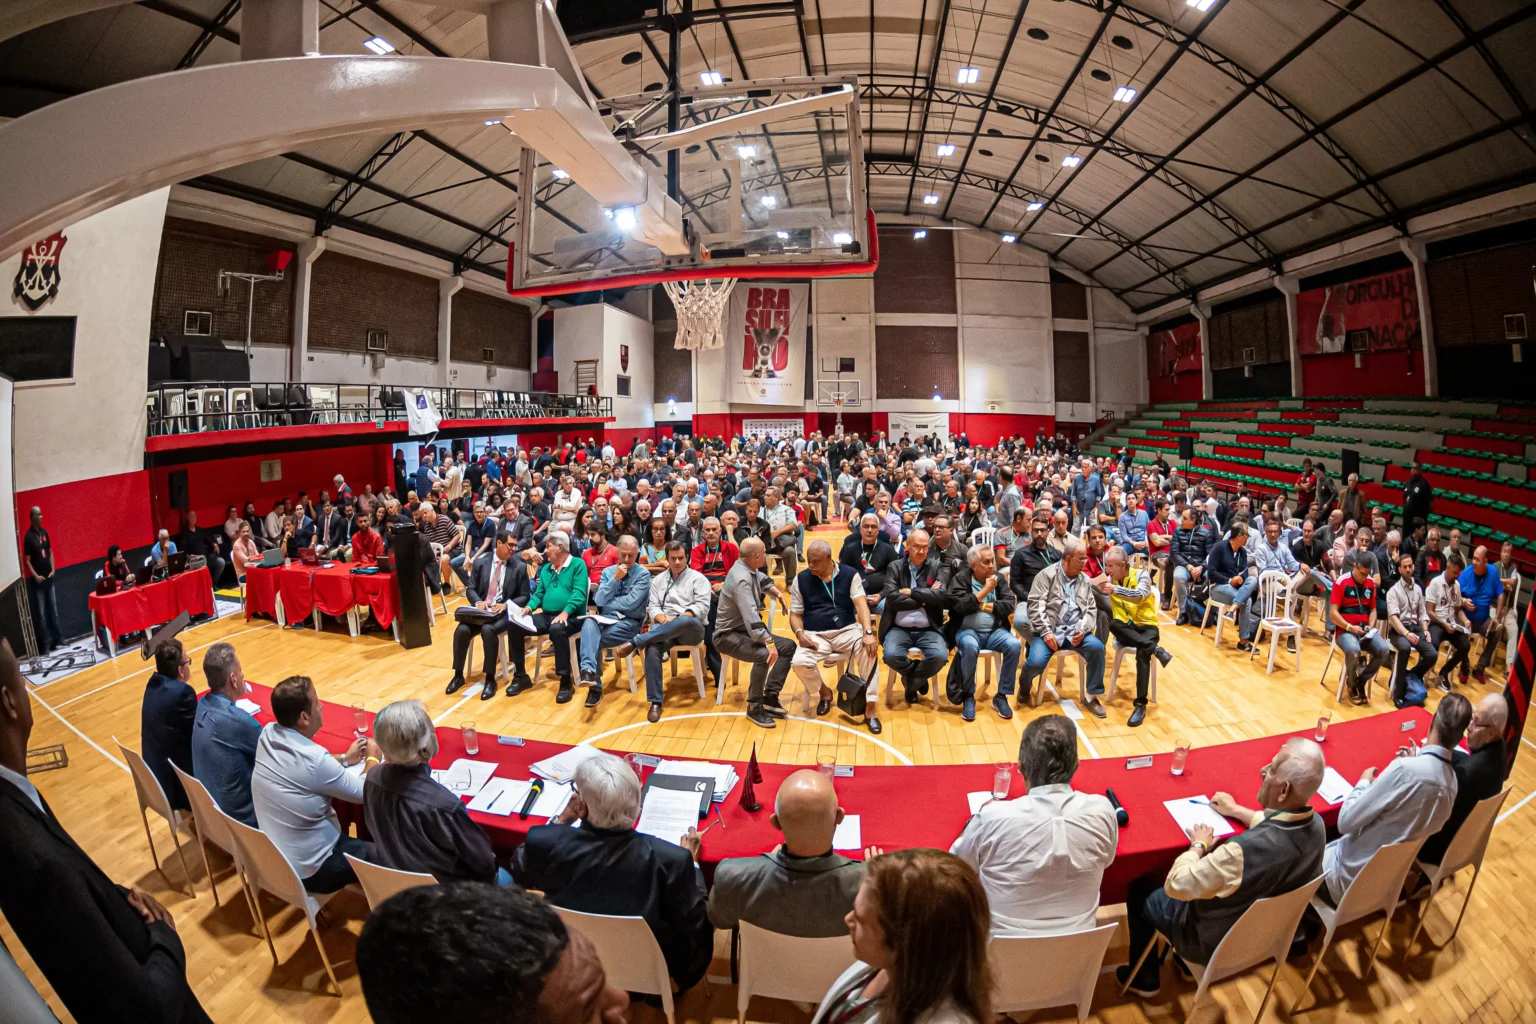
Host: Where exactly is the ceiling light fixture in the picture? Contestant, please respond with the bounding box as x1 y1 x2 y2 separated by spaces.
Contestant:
1026 201 1044 212
699 70 723 86
760 195 777 208
1113 86 1137 102
1061 154 1082 168
613 206 637 232
922 194 940 205
362 36 395 54
936 143 955 157
551 168 570 179
913 230 928 239
737 145 757 158
1186 0 1216 10
1002 234 1017 243
776 230 790 240
957 66 981 85
484 119 501 126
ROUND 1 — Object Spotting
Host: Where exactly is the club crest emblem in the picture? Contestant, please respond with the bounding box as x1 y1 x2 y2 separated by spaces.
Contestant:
12 232 66 311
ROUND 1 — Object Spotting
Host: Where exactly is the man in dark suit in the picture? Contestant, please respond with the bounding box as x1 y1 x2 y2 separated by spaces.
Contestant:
446 528 532 700
511 751 712 991
142 637 196 812
0 639 213 1023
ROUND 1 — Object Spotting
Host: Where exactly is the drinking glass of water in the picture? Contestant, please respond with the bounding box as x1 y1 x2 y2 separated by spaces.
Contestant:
817 753 837 778
992 762 1013 800
1315 713 1331 742
1170 739 1191 776
352 702 368 737
462 721 479 756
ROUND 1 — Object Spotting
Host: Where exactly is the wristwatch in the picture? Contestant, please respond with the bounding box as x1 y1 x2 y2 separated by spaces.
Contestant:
863 628 875 636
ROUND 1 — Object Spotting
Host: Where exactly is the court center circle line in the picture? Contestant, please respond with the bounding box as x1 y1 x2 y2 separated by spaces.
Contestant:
579 711 916 765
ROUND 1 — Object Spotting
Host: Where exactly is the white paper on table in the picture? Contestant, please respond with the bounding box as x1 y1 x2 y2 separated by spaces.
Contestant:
529 745 603 784
430 759 500 797
1059 698 1084 722
967 791 996 815
530 781 574 819
235 698 261 716
468 778 531 816
1315 766 1354 806
636 786 705 845
653 759 740 802
507 603 536 630
1163 796 1236 838
832 814 863 850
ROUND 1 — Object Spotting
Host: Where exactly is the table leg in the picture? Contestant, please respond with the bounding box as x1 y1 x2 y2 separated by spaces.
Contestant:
275 595 287 628
312 608 322 631
347 608 359 638
391 619 400 643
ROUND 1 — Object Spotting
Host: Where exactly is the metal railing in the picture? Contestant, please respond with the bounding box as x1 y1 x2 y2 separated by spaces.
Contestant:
145 382 612 437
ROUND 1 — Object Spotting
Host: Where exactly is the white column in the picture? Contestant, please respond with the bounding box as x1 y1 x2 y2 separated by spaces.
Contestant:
1274 273 1302 397
1192 301 1213 400
438 276 464 388
288 236 325 383
1085 281 1098 414
1400 237 1439 397
240 0 318 60
1137 325 1150 406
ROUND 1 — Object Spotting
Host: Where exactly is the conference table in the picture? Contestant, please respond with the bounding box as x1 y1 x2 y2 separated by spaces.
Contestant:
244 563 400 637
88 567 216 657
241 683 1431 902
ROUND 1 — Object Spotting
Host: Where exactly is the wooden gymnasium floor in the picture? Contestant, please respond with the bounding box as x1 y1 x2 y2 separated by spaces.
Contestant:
9 523 1536 1024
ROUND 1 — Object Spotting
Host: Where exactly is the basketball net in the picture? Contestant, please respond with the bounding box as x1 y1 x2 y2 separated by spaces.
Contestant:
665 278 736 351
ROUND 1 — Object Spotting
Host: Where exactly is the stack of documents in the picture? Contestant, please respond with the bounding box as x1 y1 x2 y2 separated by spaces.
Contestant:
636 786 705 844
430 759 499 797
467 778 573 818
652 759 740 803
529 745 603 784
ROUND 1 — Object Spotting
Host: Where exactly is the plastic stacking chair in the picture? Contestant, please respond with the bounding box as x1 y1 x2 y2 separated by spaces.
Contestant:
224 817 345 996
344 855 437 910
1107 638 1159 704
171 764 259 920
1408 787 1511 946
0 943 57 1024
115 739 195 894
737 922 856 1024
1124 876 1322 1024
989 923 1116 1021
1292 839 1424 1013
551 908 675 1024
1249 571 1302 676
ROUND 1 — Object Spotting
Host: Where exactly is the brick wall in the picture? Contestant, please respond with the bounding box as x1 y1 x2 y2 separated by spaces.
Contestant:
151 218 295 346
309 252 438 359
651 285 692 401
450 289 532 368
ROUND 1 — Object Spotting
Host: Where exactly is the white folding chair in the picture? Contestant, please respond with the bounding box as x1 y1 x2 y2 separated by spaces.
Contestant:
1198 586 1244 647
1124 876 1322 1024
1292 838 1425 1013
664 641 709 697
1249 570 1302 675
737 922 857 1024
344 854 437 910
115 739 195 894
224 816 344 996
0 942 56 1024
1107 638 1159 704
1027 645 1090 707
969 526 998 548
551 908 675 1024
1409 787 1511 945
1320 630 1374 703
172 764 258 919
989 923 1116 1021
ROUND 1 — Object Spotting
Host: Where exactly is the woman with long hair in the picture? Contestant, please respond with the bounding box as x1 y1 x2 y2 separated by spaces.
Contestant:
812 849 992 1024
640 517 670 572
955 496 989 541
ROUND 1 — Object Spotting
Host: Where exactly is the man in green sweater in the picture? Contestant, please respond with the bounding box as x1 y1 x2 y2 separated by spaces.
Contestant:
512 529 589 703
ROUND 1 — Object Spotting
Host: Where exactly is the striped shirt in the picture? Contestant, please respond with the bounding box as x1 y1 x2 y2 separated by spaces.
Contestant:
1330 575 1375 627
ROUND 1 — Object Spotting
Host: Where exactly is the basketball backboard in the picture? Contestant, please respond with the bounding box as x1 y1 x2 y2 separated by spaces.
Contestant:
509 75 870 296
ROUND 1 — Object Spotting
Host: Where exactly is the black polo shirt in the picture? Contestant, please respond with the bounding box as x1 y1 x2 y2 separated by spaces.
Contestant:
23 526 51 578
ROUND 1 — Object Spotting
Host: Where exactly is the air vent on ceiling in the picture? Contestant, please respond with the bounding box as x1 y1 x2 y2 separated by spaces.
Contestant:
184 311 212 336
365 329 387 352
1504 313 1527 340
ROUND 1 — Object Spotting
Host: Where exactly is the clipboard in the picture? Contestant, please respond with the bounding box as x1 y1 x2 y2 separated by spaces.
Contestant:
642 773 713 818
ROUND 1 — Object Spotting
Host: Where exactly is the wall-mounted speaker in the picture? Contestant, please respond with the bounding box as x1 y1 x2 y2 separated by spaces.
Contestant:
1178 436 1194 462
1341 448 1361 481
168 469 189 511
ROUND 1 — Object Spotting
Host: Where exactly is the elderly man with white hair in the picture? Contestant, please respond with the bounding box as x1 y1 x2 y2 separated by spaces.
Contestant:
942 543 1021 722
1021 534 1108 716
1120 737 1328 997
362 699 504 884
788 539 881 732
511 752 713 991
510 530 589 703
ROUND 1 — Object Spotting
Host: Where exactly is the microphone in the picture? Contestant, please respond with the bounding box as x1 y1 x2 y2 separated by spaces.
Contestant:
519 778 546 820
1106 788 1129 827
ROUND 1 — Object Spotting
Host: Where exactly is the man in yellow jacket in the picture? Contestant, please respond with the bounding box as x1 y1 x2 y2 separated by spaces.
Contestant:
1101 547 1172 727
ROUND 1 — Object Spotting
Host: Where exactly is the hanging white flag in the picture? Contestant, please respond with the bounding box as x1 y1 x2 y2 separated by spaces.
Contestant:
402 388 441 437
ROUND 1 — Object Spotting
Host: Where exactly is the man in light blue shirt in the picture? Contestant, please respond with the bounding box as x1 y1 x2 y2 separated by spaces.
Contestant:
149 529 177 566
1070 461 1104 533
191 642 261 826
1457 545 1504 680
1117 504 1150 558
578 537 652 700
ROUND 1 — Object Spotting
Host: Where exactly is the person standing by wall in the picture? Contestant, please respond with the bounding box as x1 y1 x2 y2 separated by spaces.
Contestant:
22 507 61 653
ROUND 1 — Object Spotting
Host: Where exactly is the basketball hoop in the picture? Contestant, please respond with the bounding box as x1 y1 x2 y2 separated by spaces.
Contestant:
665 278 736 351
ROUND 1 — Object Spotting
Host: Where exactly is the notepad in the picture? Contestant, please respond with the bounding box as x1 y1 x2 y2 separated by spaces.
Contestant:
431 759 499 797
507 603 536 630
588 613 621 626
652 759 740 802
1163 796 1236 838
1316 766 1353 805
967 791 995 815
235 698 262 716
832 814 862 851
529 745 603 784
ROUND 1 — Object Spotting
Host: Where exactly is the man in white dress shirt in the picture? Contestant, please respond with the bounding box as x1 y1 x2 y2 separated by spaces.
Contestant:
252 675 381 893
1321 692 1469 905
950 715 1118 935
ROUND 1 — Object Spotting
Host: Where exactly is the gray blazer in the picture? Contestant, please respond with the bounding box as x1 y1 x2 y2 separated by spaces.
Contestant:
1027 559 1099 639
707 849 863 938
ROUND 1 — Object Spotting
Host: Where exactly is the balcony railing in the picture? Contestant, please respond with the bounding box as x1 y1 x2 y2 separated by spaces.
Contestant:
145 382 612 437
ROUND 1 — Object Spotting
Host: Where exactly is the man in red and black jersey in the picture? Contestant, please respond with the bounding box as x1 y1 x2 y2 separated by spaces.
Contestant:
1329 554 1392 705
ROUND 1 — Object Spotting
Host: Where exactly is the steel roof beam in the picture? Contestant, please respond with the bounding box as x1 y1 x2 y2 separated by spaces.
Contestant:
939 0 1030 222
901 0 953 215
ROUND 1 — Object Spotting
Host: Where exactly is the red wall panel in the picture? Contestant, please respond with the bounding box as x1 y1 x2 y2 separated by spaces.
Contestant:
1300 350 1423 397
16 470 153 570
948 414 1055 447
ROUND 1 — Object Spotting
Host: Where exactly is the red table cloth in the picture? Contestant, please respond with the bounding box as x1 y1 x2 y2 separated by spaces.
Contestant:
245 564 397 629
89 568 214 637
241 685 1430 901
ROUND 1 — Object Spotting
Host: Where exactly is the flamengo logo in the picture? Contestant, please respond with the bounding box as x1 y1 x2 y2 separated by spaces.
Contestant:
742 286 791 378
12 232 67 311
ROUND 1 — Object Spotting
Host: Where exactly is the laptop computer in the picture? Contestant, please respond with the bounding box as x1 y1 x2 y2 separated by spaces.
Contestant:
133 564 154 586
95 577 119 595
300 547 320 566
167 551 188 575
258 548 285 568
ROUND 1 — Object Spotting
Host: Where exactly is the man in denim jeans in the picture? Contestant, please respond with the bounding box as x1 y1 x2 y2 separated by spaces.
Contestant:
1330 553 1391 704
1205 522 1259 652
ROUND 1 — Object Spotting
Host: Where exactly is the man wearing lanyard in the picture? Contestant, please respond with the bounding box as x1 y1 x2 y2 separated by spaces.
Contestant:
839 513 898 613
616 542 712 723
22 507 61 653
690 517 740 685
789 540 881 732
877 530 954 707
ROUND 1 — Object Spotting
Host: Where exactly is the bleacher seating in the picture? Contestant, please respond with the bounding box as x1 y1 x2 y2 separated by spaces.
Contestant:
1089 396 1536 576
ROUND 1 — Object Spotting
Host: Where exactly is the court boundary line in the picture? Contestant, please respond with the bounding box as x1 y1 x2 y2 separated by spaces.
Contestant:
28 685 128 773
580 711 917 765
50 623 279 709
